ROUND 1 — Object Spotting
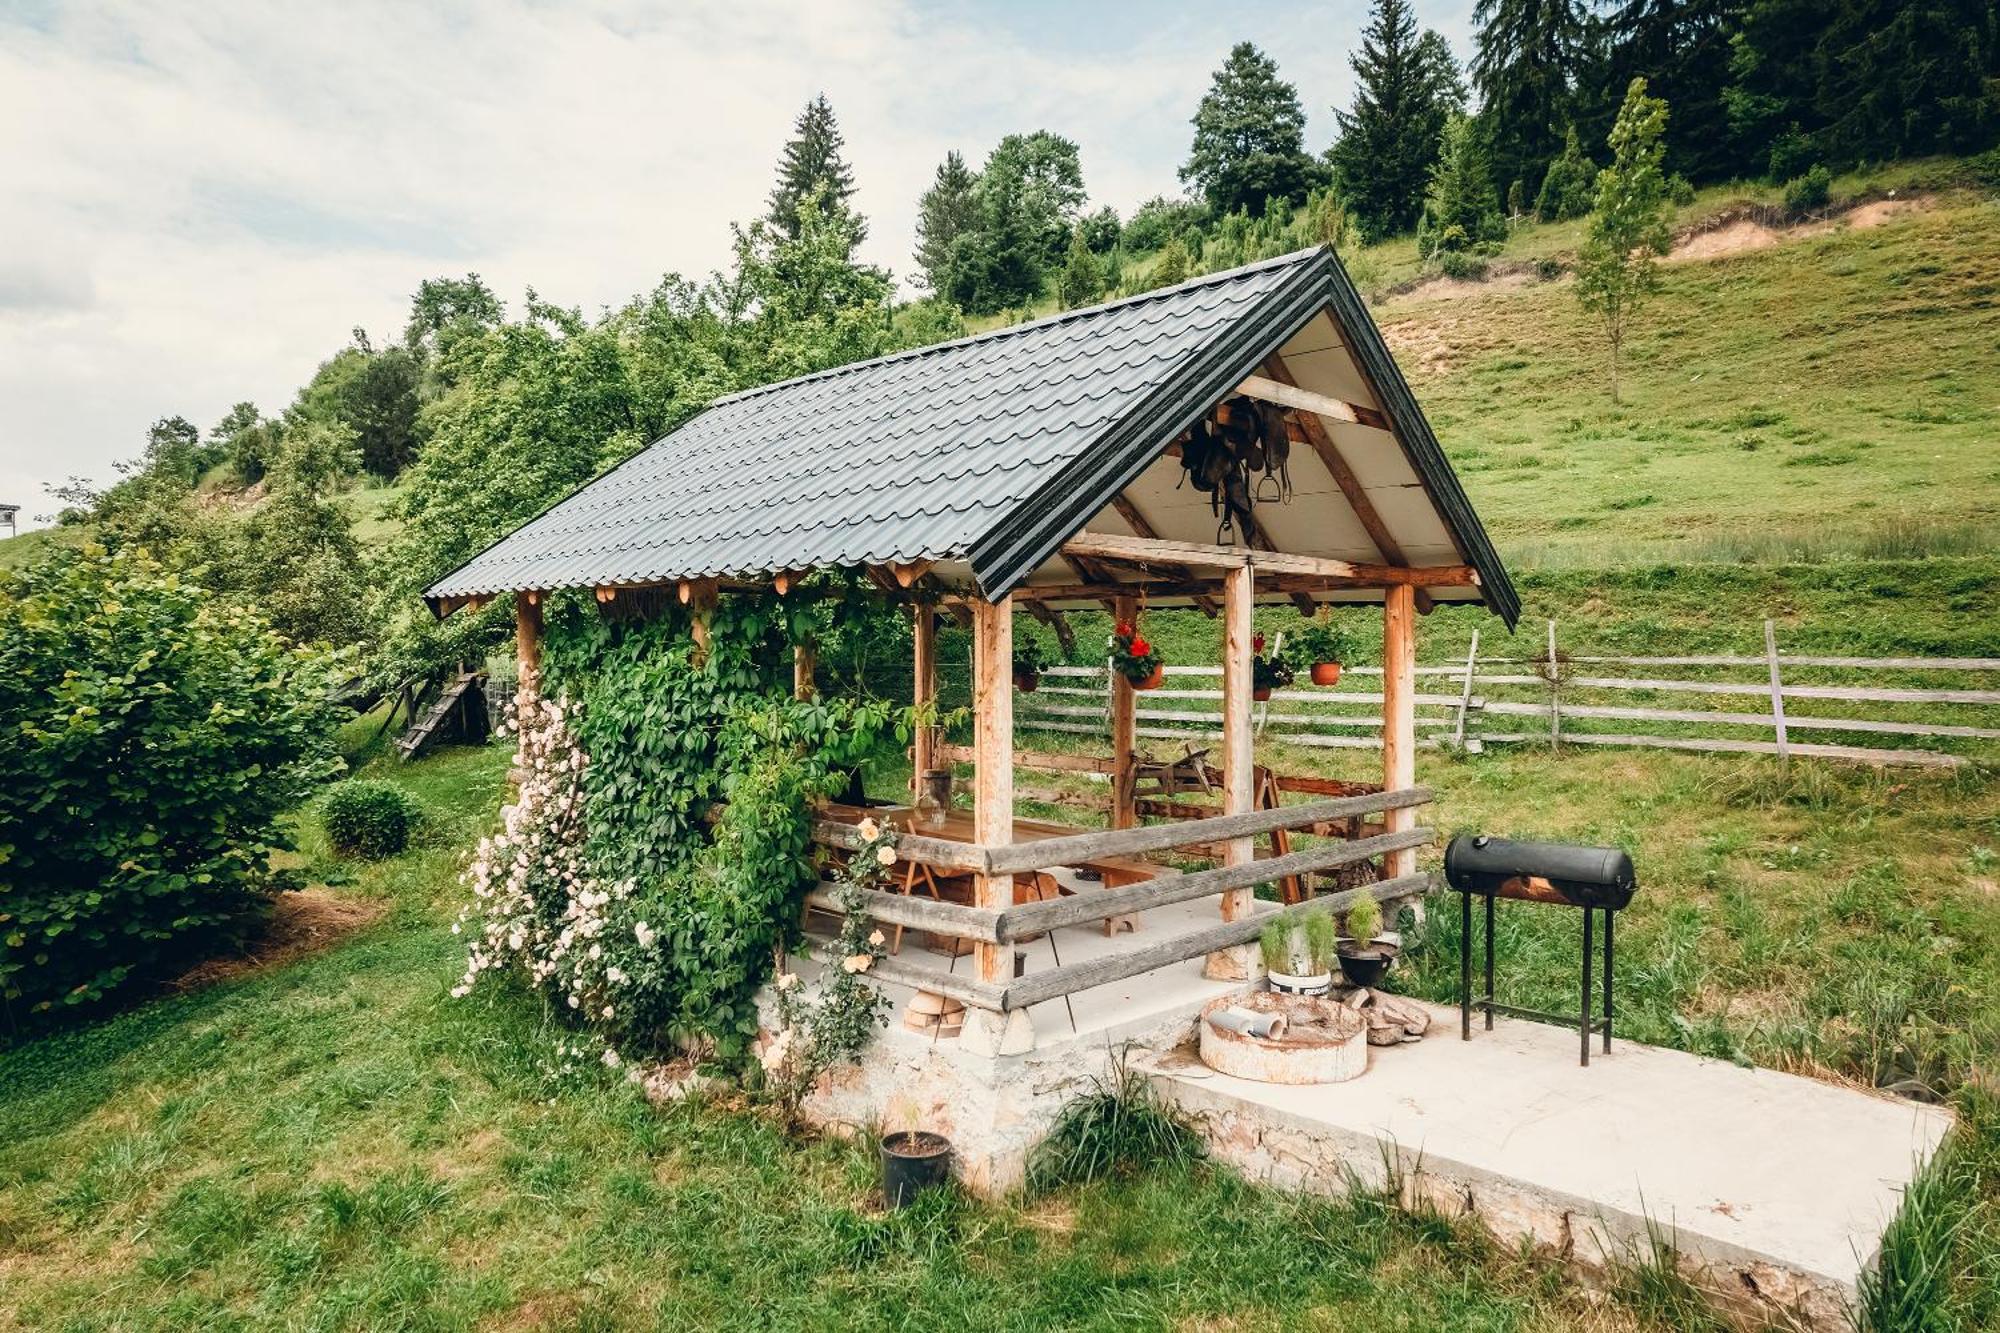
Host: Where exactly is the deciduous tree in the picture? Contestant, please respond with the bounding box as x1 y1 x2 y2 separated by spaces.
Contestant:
1576 78 1672 403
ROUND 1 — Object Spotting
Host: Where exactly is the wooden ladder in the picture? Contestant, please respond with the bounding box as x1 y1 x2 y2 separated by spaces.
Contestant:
395 671 479 761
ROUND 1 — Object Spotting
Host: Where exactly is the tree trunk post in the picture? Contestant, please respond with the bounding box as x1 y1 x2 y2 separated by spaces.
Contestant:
911 601 937 782
1382 583 1418 881
964 594 1032 1055
514 591 543 721
1110 593 1138 830
1204 563 1261 980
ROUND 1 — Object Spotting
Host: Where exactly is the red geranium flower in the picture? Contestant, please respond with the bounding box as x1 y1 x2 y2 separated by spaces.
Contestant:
1115 621 1134 637
1130 637 1150 656
1253 633 1266 653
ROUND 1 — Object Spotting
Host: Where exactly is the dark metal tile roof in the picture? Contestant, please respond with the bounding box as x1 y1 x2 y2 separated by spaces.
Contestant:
425 247 1518 625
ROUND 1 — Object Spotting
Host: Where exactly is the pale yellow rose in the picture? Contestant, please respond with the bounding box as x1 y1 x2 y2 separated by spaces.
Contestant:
857 817 881 842
875 845 897 866
842 953 873 974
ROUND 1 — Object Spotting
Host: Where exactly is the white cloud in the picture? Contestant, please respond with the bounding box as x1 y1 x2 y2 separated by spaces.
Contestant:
0 0 1473 528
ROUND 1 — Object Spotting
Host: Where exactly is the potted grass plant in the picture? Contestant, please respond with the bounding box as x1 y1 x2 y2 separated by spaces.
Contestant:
1260 908 1335 996
1013 638 1050 693
1335 894 1398 988
1111 621 1164 691
1291 614 1357 687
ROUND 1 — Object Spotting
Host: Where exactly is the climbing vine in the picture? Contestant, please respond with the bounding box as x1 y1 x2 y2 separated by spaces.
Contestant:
455 582 906 1063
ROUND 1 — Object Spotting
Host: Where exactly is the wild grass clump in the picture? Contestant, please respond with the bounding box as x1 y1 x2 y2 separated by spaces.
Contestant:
1856 1083 2000 1331
1027 1049 1204 1193
1607 1218 1732 1332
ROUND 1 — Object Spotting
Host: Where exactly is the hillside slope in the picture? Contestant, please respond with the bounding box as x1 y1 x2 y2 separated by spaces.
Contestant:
1385 188 1999 569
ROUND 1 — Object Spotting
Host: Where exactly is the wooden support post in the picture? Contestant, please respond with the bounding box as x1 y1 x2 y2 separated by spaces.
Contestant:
514 591 543 720
793 637 816 701
1200 563 1262 979
1111 594 1138 830
912 602 937 781
1382 584 1418 881
965 595 1033 1055
1220 563 1255 920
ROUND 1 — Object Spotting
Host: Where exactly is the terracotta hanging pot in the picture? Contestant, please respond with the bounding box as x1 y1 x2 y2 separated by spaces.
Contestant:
1131 663 1165 691
1013 670 1039 693
1252 686 1273 702
1311 661 1343 687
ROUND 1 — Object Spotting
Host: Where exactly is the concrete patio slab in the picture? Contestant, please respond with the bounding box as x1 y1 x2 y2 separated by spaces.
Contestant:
1148 1000 1952 1327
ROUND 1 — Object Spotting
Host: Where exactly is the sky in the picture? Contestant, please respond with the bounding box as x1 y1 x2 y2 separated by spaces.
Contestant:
0 0 1476 530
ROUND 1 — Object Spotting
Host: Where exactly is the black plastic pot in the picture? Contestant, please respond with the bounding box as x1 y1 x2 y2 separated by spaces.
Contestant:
1336 943 1397 989
880 1130 952 1208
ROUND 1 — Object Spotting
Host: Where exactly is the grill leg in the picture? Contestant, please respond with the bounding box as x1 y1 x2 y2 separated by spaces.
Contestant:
1603 908 1614 1053
1460 889 1472 1040
1580 906 1594 1067
1483 891 1496 1031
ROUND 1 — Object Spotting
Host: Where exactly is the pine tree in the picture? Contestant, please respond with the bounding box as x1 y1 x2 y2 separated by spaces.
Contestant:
913 151 978 293
1816 0 1997 161
1601 1 1741 181
1056 231 1106 310
1576 78 1672 403
1181 42 1325 216
1329 0 1468 240
1534 125 1597 220
1472 0 1593 197
766 94 865 247
1151 237 1194 288
1420 113 1506 258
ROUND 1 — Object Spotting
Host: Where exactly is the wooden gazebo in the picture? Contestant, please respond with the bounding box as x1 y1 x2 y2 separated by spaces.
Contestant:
426 247 1517 1054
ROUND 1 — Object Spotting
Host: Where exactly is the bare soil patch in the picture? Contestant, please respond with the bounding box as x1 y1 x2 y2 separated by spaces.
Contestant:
1669 218 1783 262
1398 268 1537 304
173 887 388 990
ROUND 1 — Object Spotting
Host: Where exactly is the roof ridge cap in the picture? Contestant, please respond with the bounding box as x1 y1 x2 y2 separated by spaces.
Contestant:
707 245 1329 409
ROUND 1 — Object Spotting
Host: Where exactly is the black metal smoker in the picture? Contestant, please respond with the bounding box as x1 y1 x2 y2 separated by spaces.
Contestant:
1443 834 1637 1066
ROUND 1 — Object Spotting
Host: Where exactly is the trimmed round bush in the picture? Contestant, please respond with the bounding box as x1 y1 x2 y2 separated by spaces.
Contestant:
322 780 421 859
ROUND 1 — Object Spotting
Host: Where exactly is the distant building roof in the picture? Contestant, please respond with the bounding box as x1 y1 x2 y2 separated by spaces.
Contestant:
426 247 1516 625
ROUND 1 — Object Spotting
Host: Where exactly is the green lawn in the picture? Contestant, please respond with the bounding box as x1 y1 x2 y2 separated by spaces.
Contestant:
4 720 1998 1329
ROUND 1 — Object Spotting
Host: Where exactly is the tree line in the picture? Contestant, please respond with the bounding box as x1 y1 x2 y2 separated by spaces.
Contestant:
34 0 1998 687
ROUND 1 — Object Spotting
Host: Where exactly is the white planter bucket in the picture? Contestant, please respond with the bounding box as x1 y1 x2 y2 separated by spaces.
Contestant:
1266 969 1332 997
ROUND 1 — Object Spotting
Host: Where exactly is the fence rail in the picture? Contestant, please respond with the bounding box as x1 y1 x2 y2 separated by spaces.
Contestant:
1015 624 2000 769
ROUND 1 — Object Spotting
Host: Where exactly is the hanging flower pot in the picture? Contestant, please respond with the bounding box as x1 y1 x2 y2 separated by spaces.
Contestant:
1013 641 1049 694
1111 621 1163 692
1252 649 1294 703
1291 614 1358 689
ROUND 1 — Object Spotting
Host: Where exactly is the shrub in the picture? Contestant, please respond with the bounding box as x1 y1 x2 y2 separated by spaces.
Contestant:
1667 173 1696 206
1784 165 1832 216
322 780 421 858
0 547 339 1026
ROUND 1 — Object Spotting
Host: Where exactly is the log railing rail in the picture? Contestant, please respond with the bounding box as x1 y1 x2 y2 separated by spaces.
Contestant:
807 786 1435 1014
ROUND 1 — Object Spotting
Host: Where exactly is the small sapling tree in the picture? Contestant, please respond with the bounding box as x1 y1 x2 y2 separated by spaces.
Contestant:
1576 78 1672 404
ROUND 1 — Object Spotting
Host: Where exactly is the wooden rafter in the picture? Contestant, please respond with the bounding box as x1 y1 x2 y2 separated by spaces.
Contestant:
1258 354 1436 616
1108 494 1219 617
1023 601 1076 656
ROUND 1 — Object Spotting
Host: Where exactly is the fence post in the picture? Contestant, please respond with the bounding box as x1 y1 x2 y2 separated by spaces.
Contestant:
1454 629 1481 750
1764 618 1790 765
1547 619 1562 753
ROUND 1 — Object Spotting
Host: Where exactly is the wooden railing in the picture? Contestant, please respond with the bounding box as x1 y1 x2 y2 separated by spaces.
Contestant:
807 786 1434 1014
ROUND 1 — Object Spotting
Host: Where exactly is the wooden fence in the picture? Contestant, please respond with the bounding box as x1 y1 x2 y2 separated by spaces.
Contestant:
1016 621 2000 770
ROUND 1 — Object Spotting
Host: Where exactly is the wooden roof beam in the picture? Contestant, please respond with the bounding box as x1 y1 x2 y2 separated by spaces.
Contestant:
1235 374 1390 432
